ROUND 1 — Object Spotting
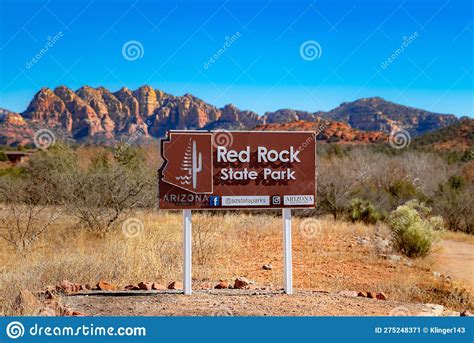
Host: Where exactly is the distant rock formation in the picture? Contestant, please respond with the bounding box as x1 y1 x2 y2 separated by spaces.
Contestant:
255 119 388 144
321 97 458 135
0 86 460 146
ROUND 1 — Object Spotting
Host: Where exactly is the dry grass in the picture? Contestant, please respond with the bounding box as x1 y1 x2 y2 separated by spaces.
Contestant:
441 230 474 244
0 209 472 315
0 210 237 315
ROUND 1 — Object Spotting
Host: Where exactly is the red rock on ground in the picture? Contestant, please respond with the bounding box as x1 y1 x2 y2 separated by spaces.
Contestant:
61 308 72 317
367 292 377 299
234 277 250 289
57 280 81 293
167 281 183 290
214 281 228 289
199 282 212 289
15 290 39 314
71 311 87 316
138 282 153 291
96 280 116 291
357 291 368 297
376 292 388 300
124 284 140 290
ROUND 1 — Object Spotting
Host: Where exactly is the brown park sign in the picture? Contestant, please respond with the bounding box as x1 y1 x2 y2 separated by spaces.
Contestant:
158 130 316 209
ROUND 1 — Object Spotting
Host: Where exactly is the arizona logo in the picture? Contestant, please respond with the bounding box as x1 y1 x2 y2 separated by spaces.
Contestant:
161 132 213 194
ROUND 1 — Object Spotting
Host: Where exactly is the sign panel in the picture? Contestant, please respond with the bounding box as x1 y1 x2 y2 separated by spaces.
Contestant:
158 130 316 209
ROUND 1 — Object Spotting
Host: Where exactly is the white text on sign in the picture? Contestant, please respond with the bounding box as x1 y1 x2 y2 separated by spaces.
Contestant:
216 146 301 163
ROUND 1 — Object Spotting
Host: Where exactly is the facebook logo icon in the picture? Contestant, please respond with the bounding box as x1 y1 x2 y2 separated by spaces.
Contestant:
209 196 220 207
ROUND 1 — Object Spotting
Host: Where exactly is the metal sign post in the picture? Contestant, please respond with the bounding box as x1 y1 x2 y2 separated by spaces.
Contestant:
283 208 293 294
183 209 192 295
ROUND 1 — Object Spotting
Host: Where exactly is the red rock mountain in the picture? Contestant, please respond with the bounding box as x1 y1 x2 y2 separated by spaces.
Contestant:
411 117 474 151
255 119 388 144
19 86 226 139
0 108 34 146
320 97 458 135
0 86 460 146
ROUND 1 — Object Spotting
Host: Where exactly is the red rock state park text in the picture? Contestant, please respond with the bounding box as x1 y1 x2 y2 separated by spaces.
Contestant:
217 146 301 181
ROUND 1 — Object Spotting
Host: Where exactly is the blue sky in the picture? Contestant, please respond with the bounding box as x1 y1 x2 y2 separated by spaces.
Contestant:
0 0 472 116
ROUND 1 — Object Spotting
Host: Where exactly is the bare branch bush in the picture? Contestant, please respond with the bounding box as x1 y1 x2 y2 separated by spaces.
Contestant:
0 177 59 256
316 148 460 223
192 212 221 267
62 152 155 236
317 156 358 219
433 179 473 233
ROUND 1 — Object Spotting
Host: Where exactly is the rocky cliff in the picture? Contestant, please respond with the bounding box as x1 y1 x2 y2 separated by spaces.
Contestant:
321 97 458 135
0 87 460 146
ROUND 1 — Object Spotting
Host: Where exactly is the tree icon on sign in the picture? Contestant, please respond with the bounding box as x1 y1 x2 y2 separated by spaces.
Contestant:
176 139 202 190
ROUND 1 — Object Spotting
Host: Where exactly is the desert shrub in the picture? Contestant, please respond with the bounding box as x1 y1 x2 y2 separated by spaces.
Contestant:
459 150 473 163
192 213 222 267
388 200 442 258
0 166 25 178
66 161 154 236
19 145 155 235
348 198 381 224
445 150 473 164
318 144 350 158
317 156 358 219
22 144 78 205
0 151 7 162
433 176 473 233
318 150 450 216
0 145 78 255
90 151 111 169
0 144 157 236
446 175 466 190
387 179 419 207
0 176 61 256
114 145 145 170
